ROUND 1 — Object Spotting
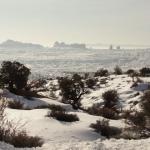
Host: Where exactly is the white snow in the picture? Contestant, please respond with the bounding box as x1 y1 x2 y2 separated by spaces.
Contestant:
0 75 150 150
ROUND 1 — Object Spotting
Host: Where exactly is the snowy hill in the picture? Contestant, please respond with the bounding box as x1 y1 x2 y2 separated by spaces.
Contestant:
0 75 150 150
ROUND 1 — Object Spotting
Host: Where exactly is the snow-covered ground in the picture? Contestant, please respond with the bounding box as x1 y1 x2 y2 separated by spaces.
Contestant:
0 75 150 150
0 48 150 75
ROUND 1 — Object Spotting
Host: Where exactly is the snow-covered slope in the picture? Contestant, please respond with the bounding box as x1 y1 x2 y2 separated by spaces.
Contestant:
1 75 150 150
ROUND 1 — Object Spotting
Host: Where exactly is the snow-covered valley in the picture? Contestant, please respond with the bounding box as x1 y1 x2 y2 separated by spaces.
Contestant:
0 47 150 75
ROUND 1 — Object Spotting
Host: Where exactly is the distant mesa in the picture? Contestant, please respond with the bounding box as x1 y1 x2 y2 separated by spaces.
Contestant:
52 41 87 49
0 39 45 49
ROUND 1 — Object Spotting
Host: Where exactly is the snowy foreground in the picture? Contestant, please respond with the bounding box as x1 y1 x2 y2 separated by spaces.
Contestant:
1 75 150 150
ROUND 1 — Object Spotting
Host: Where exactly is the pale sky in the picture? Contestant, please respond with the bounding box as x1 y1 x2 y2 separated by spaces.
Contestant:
0 0 150 46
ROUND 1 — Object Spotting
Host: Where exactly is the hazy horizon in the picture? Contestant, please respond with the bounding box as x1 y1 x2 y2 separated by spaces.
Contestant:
0 0 150 46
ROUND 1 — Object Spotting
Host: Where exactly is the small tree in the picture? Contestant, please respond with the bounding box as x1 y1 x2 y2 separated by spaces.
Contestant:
59 76 85 109
102 90 119 108
114 65 122 75
0 61 30 92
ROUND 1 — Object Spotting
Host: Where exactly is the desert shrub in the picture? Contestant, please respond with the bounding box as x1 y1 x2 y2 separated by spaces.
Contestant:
59 77 85 109
127 111 146 128
114 65 122 75
120 127 150 139
94 68 109 77
102 90 119 108
90 119 121 138
0 61 30 92
8 100 24 109
126 69 135 75
6 131 43 148
120 109 133 119
100 78 108 84
141 90 150 116
140 67 150 77
0 97 43 148
48 104 65 111
86 78 97 89
35 104 65 111
28 78 47 89
99 107 119 119
72 73 82 82
127 69 139 81
119 127 141 140
88 105 119 119
47 110 79 122
84 73 89 79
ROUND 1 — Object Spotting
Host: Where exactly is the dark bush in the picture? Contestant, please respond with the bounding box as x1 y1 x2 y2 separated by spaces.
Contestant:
90 119 121 138
8 131 43 148
0 61 30 92
86 78 97 89
48 104 65 111
35 104 65 111
47 110 79 122
100 78 108 84
88 105 119 119
140 67 150 77
127 111 146 128
102 90 119 108
141 90 150 116
72 73 82 82
114 66 122 75
126 69 135 75
84 73 89 79
59 77 85 109
8 100 24 109
94 68 109 77
29 78 47 89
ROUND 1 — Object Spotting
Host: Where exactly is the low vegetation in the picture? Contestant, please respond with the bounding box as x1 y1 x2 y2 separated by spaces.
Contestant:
88 104 119 119
85 78 97 89
47 110 79 122
0 98 43 148
90 119 121 138
8 100 24 109
141 90 150 116
114 65 123 75
94 68 109 77
102 90 119 108
59 75 86 110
